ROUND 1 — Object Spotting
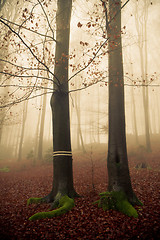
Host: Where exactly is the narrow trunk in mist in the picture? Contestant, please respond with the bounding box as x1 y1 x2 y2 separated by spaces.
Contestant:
18 101 28 161
14 123 21 159
75 103 86 152
144 0 151 151
131 83 139 145
75 86 85 152
97 86 100 143
37 87 47 161
0 0 7 11
0 62 9 144
47 0 77 202
156 94 160 134
135 1 151 152
0 0 22 145
129 61 139 145
34 96 43 161
0 115 4 144
106 0 139 204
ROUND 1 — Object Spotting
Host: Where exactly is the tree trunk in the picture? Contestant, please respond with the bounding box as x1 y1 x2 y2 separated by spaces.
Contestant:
48 0 77 202
75 94 86 152
134 0 151 152
144 0 151 151
131 84 139 145
97 85 100 143
107 0 139 205
37 87 47 161
18 101 28 161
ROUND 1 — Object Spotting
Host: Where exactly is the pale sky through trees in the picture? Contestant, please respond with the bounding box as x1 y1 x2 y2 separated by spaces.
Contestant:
0 0 160 160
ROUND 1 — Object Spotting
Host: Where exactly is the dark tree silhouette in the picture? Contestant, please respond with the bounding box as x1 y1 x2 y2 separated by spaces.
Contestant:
48 0 78 202
95 0 142 217
27 0 78 220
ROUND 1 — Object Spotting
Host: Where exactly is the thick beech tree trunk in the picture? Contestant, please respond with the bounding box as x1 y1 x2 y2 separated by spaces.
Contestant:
47 0 77 203
107 0 139 204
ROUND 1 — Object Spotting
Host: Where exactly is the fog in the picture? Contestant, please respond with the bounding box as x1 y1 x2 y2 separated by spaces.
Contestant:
0 0 160 163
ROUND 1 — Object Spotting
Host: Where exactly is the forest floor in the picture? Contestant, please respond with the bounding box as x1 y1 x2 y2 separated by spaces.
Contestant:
0 143 160 239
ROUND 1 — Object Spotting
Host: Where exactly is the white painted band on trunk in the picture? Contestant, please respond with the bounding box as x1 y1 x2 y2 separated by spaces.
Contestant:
53 151 72 157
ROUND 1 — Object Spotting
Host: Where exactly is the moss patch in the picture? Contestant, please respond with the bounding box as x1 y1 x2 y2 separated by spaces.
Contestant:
27 197 43 206
93 191 138 218
0 167 10 172
28 195 74 221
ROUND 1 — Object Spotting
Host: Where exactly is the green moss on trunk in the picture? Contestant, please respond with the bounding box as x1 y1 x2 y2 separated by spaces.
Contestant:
28 195 74 221
93 191 139 218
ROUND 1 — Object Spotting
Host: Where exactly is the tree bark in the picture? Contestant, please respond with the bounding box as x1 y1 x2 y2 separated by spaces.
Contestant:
48 0 77 202
107 0 139 205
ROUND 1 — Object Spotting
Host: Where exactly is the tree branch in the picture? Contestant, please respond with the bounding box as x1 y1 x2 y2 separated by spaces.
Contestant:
0 71 54 83
0 17 60 86
68 37 109 82
37 0 55 40
0 17 56 41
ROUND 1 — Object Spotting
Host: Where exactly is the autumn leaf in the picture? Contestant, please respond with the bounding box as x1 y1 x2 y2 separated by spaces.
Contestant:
77 22 83 28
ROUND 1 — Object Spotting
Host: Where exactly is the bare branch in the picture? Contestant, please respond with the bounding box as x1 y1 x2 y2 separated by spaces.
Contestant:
0 17 56 41
0 84 53 91
0 58 49 72
37 0 55 39
0 17 60 86
17 3 39 34
0 90 54 108
68 38 109 82
0 71 54 83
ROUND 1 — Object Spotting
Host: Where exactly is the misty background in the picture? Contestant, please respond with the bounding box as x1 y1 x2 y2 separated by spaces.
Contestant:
0 0 160 163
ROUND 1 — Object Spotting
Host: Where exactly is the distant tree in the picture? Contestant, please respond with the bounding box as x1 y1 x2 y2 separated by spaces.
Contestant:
37 76 48 161
18 100 28 161
134 0 151 152
0 0 7 11
0 0 22 144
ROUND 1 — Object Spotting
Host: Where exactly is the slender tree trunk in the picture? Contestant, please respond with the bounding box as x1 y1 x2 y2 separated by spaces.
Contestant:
14 123 21 159
129 61 139 145
74 86 85 152
144 0 151 151
134 1 151 152
18 101 28 161
34 96 43 162
37 87 47 161
47 0 77 202
156 94 160 135
75 102 86 152
97 86 100 143
131 85 139 145
107 0 139 204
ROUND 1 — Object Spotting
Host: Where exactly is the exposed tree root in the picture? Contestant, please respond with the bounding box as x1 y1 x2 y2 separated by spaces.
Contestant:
27 195 74 221
27 197 44 206
93 191 142 218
